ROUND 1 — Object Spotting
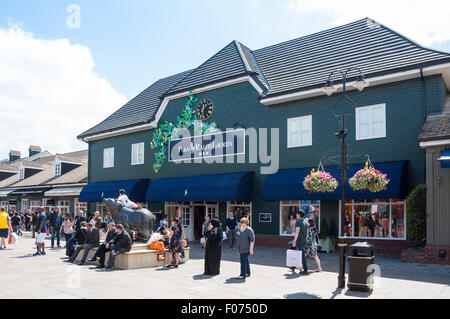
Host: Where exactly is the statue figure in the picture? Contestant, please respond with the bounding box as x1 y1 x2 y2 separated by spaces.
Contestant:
103 198 156 241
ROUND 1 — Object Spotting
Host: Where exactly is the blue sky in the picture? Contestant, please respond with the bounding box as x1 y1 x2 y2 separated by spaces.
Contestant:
0 0 449 155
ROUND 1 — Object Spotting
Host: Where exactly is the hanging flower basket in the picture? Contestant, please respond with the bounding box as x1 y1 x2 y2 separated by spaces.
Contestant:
303 164 339 193
348 161 390 192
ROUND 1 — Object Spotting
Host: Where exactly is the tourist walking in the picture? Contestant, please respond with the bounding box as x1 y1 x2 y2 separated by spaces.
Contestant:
34 207 47 256
225 212 238 249
305 219 322 272
24 210 31 231
0 207 12 249
11 212 22 235
204 218 223 276
48 208 62 247
106 224 132 271
61 216 75 245
292 210 308 274
236 217 255 280
90 222 117 269
165 218 183 268
31 212 38 238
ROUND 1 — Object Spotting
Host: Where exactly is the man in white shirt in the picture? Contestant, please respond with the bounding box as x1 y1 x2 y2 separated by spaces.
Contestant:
117 189 141 210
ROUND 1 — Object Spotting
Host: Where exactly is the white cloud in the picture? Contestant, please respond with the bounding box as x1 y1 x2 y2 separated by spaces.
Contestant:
0 25 127 159
287 0 450 46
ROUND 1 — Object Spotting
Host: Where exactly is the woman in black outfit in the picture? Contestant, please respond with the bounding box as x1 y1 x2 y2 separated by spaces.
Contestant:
204 218 223 276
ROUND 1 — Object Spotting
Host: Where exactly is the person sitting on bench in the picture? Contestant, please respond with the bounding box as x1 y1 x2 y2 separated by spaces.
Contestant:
117 189 142 210
106 224 132 270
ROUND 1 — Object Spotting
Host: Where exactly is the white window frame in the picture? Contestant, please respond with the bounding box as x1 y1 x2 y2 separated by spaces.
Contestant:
226 201 252 228
103 147 114 168
340 199 406 240
74 198 87 215
54 162 61 176
355 103 386 140
287 115 312 148
19 167 25 180
279 200 321 236
21 199 29 211
131 142 144 165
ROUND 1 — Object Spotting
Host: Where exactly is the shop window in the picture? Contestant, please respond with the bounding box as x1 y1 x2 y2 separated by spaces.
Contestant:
21 199 29 211
131 142 144 165
344 199 405 239
280 200 320 236
96 203 108 217
103 148 114 168
227 201 252 226
42 199 55 214
74 198 87 216
0 201 7 209
30 201 41 212
287 115 312 148
58 200 70 215
355 104 386 140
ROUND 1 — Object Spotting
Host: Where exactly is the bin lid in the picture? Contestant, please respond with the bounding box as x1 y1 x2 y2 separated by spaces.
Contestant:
349 242 373 248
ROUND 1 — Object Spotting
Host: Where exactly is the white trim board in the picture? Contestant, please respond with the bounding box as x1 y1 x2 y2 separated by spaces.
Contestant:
420 139 450 148
261 63 450 106
80 75 263 142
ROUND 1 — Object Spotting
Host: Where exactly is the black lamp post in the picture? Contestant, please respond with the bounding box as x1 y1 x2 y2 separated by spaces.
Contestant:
321 67 369 289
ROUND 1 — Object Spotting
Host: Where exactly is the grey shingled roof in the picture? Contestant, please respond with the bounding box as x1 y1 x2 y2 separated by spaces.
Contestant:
77 70 192 139
79 18 450 138
254 18 450 98
162 41 260 97
419 113 450 142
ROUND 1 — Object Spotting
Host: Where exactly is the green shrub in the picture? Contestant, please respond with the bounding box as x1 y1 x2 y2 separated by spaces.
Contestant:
406 183 426 241
319 218 330 239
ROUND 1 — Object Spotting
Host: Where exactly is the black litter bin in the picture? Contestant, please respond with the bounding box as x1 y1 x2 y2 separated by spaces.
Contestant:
347 242 375 292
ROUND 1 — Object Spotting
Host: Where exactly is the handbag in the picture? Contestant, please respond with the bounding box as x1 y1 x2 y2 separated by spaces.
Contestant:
286 249 303 268
11 232 18 244
222 231 227 241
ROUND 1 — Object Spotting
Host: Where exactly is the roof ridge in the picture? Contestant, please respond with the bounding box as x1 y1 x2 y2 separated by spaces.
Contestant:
234 40 252 73
161 40 249 97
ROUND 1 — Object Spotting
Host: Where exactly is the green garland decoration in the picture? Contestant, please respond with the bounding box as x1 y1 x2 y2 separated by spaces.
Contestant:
150 92 217 172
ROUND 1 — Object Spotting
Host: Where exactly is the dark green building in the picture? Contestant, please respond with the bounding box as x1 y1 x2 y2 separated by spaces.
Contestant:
78 18 450 253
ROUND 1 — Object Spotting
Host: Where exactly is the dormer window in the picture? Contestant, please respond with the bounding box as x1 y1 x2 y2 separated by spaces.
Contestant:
19 167 24 180
54 162 61 176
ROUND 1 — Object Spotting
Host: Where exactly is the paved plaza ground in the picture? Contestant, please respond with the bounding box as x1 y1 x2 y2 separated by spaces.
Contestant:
0 232 449 299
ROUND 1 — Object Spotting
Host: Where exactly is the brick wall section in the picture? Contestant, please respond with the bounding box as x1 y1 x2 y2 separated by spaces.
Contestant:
233 234 424 255
401 245 450 265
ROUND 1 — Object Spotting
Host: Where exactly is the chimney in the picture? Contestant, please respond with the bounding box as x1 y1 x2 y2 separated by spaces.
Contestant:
29 145 42 157
9 150 21 162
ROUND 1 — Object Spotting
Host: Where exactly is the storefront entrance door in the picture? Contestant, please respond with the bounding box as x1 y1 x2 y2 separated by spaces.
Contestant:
194 205 205 241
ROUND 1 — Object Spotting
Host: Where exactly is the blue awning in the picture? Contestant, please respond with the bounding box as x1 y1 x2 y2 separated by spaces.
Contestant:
438 149 450 168
262 161 408 201
78 179 149 203
146 172 253 202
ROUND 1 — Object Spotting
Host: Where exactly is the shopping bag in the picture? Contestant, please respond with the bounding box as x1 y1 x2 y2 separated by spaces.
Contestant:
200 237 206 245
8 234 12 245
46 228 49 236
11 232 18 245
286 249 302 268
222 231 227 241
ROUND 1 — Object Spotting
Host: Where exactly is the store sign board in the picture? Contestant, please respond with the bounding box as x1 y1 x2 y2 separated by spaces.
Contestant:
168 129 245 162
259 213 272 223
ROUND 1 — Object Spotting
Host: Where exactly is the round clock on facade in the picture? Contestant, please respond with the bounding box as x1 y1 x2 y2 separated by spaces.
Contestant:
196 98 214 120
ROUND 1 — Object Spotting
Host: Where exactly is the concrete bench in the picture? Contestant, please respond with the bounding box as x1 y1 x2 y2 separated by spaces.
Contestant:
72 244 190 270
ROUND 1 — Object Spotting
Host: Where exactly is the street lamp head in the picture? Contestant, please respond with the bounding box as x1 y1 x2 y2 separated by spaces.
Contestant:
353 74 369 91
321 79 337 96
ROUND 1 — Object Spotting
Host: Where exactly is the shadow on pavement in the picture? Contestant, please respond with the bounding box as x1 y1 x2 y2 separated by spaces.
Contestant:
224 277 246 284
284 292 321 299
187 243 450 286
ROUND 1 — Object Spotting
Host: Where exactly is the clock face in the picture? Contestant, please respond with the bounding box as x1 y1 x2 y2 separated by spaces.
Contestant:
196 98 214 120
